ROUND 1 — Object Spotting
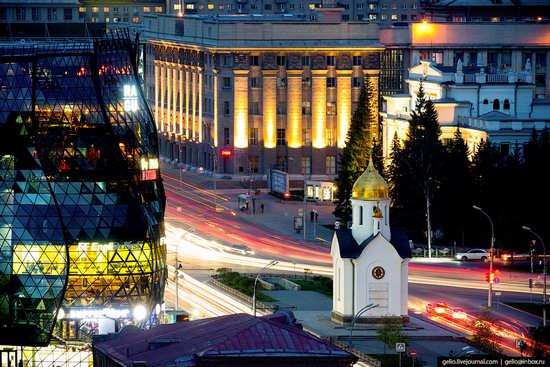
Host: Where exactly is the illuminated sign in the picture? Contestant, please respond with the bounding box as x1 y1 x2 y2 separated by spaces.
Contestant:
221 148 232 157
141 169 158 181
140 157 159 170
77 242 141 252
68 308 130 320
123 84 139 112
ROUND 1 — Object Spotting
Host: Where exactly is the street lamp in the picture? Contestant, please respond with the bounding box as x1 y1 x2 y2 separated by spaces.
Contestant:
522 226 547 326
348 303 378 346
252 260 278 316
426 177 432 258
473 205 495 308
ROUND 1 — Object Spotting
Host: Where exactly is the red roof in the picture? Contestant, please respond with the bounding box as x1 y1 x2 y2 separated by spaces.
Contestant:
93 314 354 367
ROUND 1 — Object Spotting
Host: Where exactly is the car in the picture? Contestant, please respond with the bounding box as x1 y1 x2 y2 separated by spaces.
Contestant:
426 302 450 315
448 307 468 320
227 244 255 256
455 249 489 262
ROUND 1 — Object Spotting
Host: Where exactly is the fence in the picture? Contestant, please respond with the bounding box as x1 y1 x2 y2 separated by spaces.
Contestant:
209 277 275 312
321 336 381 367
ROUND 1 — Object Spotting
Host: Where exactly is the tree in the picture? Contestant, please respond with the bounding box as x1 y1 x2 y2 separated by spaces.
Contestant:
376 316 408 354
388 81 444 232
437 127 473 245
371 136 384 175
471 310 503 355
525 326 550 357
334 76 378 220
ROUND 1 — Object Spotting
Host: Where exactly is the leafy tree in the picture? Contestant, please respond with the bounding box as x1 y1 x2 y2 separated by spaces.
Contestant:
471 310 503 355
376 316 408 354
525 326 550 357
334 76 378 220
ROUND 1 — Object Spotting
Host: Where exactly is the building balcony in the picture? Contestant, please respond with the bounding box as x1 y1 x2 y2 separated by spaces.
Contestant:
237 0 249 3
274 0 288 3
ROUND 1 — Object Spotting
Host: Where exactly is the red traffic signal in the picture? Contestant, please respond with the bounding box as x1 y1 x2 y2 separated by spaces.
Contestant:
486 272 495 283
485 272 490 282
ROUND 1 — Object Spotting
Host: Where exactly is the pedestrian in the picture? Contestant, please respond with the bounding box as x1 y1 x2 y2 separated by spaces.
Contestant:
310 210 315 222
260 203 264 213
314 210 319 222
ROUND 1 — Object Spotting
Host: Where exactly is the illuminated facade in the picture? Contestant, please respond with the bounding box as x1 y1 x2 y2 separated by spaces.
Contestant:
0 29 166 354
144 14 382 178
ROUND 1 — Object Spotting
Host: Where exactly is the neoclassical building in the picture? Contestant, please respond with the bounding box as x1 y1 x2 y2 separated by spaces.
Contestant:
142 13 383 179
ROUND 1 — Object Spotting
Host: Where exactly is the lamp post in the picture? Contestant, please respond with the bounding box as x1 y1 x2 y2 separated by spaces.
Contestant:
473 205 495 308
252 260 278 316
522 226 546 326
175 227 195 310
303 180 307 240
348 303 378 346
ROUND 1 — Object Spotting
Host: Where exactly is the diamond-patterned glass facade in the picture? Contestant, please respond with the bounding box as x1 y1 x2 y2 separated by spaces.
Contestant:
0 31 166 347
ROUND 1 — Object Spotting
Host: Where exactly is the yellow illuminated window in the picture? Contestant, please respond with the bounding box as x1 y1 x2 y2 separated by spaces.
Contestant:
103 7 110 13
309 3 316 9
155 6 163 12
208 3 214 10
174 4 181 10
13 245 66 276
132 17 140 23
91 7 99 13
79 7 86 12
143 6 150 12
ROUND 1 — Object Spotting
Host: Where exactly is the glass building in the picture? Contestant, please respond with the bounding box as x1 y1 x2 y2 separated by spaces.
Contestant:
0 29 166 349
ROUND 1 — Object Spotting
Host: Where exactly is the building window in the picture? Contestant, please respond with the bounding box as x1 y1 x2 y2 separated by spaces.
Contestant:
302 101 311 115
250 101 261 115
326 156 336 175
113 7 119 12
357 3 365 9
249 56 259 66
501 52 512 67
493 99 500 110
391 14 398 20
327 56 336 66
277 56 287 67
32 8 39 21
276 156 286 171
277 102 287 115
483 99 489 104
302 56 311 67
103 7 110 13
353 56 362 66
381 14 387 19
303 128 311 146
535 52 546 67
143 7 150 12
91 7 99 13
369 3 377 10
249 128 258 145
223 101 230 115
391 3 398 9
359 206 364 225
277 77 287 88
222 77 232 89
326 102 337 115
302 77 311 87
357 15 364 20
503 99 510 110
301 156 311 175
224 128 230 146
326 78 336 88
63 7 72 20
155 6 163 12
369 14 378 20
277 129 286 146
249 156 259 173
401 14 407 20
342 14 350 20
249 77 260 88
265 4 272 10
326 128 336 146
16 8 26 21
223 55 232 66
352 77 362 88
132 17 140 23
468 52 478 67
411 14 417 20
412 4 417 8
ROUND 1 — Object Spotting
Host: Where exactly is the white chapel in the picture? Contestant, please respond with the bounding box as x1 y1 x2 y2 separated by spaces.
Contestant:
331 159 411 324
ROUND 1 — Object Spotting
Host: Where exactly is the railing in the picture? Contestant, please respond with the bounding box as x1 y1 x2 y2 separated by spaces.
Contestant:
322 336 382 367
487 74 508 83
464 74 476 83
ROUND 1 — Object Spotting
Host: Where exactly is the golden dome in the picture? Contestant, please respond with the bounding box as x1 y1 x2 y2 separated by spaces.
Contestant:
352 158 389 200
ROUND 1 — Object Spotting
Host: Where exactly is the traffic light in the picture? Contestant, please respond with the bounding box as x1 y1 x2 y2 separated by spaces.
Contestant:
485 272 496 283
485 272 490 282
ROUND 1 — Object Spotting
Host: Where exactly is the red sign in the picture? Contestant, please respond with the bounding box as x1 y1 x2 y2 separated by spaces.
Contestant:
411 350 417 358
221 148 232 157
141 169 158 181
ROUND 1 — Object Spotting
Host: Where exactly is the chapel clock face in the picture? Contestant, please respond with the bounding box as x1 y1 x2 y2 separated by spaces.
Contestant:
372 266 385 280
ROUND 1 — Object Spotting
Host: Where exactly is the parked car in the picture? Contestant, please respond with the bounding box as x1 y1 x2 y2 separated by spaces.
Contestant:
455 249 489 262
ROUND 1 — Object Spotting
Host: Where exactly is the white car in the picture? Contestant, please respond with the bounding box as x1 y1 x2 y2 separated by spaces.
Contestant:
455 249 489 262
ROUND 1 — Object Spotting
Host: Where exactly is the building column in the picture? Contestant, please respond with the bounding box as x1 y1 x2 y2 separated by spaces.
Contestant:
172 66 178 134
233 70 249 149
287 70 302 148
198 68 203 143
179 68 184 136
312 70 327 149
166 65 172 131
213 69 219 147
160 63 166 132
154 61 160 131
192 68 197 141
262 70 277 149
185 67 190 140
337 70 352 148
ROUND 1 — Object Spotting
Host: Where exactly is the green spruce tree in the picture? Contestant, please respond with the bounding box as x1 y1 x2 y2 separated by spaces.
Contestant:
334 75 378 220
